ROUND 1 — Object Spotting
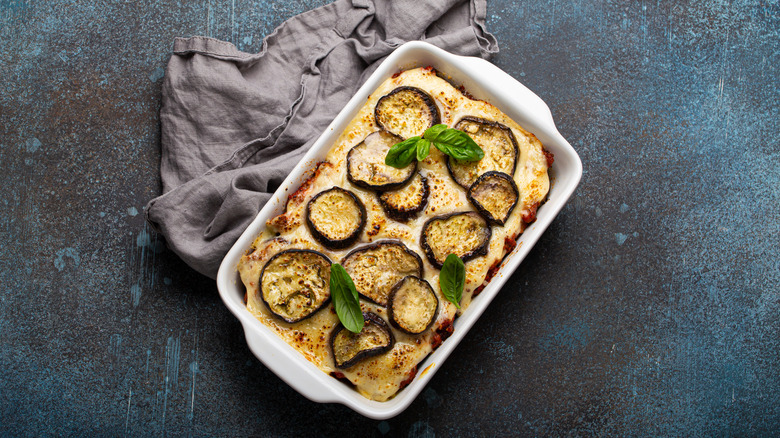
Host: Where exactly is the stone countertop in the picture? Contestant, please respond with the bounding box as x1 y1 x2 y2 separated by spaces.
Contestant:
2 0 778 435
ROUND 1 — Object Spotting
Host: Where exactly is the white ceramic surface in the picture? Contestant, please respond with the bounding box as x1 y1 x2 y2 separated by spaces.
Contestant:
216 41 583 419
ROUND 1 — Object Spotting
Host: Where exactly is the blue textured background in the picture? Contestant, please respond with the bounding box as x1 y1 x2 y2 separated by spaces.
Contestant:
1 0 778 435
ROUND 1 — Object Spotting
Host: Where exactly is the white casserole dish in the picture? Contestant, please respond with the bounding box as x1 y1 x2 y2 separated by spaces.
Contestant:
216 41 582 419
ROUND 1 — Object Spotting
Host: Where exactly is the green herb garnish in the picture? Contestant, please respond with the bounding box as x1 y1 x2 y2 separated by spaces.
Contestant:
439 254 465 309
330 263 364 333
385 124 484 168
385 136 419 168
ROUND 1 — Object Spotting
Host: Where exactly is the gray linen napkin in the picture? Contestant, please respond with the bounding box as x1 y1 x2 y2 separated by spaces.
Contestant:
145 0 498 279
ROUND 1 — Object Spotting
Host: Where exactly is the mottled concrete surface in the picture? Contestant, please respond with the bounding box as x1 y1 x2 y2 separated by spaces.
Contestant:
1 0 778 436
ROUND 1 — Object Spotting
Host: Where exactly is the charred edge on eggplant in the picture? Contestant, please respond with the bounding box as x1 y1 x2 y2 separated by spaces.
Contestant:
374 86 441 139
347 131 416 190
420 211 492 269
467 171 519 226
340 240 423 307
259 249 332 323
330 312 394 369
305 186 366 249
447 116 519 189
378 173 429 221
387 276 439 335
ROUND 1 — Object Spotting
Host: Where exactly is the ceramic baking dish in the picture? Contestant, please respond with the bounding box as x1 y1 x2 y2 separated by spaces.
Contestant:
216 41 582 419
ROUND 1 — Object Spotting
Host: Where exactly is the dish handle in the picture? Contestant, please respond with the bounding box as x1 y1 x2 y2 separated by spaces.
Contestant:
240 323 341 404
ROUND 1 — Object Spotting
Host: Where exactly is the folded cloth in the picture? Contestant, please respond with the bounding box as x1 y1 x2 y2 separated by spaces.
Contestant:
145 0 498 279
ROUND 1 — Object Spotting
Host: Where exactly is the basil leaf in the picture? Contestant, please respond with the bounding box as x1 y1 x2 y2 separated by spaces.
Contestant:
422 123 447 140
385 136 420 168
424 125 484 162
386 124 484 168
416 138 431 162
330 263 364 333
439 254 465 309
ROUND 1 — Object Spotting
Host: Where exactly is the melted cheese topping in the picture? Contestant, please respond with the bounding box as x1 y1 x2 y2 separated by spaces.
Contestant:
422 212 490 265
342 243 421 306
375 87 437 139
389 277 438 334
237 67 550 401
450 118 518 188
348 131 414 188
308 189 363 241
379 173 427 213
260 250 331 322
469 173 518 224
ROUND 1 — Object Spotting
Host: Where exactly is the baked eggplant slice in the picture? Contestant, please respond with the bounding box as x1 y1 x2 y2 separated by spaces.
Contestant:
306 187 366 249
331 312 394 369
259 249 332 323
341 241 423 306
467 171 519 226
347 131 416 190
420 211 492 269
378 173 429 221
374 86 441 139
387 276 439 335
447 117 519 189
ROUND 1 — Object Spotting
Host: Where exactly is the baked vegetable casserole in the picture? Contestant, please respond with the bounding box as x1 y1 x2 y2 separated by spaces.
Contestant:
237 67 552 401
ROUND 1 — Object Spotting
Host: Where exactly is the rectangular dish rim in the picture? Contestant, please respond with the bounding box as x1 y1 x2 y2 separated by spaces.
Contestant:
216 40 583 419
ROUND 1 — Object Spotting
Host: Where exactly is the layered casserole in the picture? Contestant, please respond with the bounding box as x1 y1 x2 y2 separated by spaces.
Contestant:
237 66 552 401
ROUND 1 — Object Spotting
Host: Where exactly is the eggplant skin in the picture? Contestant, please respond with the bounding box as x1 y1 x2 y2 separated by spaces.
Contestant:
467 171 519 226
305 187 366 249
447 117 519 189
374 86 441 139
420 211 492 269
341 241 423 306
330 312 394 369
347 131 416 191
387 276 439 335
259 249 332 324
378 173 429 221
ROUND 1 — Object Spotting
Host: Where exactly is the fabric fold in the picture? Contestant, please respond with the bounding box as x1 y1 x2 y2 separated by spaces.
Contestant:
145 0 498 279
